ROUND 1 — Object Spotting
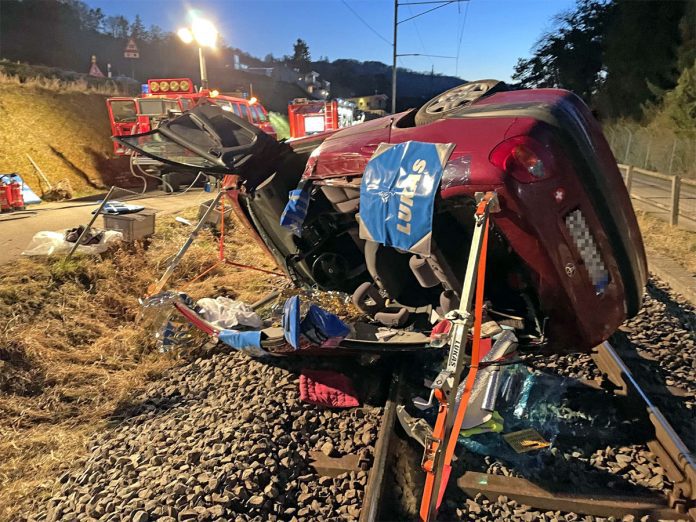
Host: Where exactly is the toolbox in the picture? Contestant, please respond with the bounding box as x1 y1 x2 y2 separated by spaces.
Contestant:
102 209 156 242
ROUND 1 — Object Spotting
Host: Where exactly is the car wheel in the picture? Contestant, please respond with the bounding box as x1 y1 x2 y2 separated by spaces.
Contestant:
415 80 505 126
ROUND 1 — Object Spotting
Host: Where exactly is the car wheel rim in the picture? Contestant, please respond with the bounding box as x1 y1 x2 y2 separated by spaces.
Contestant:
426 83 490 115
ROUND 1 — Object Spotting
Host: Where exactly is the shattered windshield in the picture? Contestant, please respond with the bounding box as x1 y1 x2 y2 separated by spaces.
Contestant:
119 131 218 168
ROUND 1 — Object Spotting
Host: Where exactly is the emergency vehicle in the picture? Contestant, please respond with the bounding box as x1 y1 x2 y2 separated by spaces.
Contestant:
287 98 355 138
106 77 276 156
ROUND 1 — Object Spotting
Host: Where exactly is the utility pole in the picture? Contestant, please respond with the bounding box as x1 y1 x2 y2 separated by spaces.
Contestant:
392 0 399 114
390 0 465 115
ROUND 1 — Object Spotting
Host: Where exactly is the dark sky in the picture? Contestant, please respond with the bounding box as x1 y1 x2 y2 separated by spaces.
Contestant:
85 0 575 81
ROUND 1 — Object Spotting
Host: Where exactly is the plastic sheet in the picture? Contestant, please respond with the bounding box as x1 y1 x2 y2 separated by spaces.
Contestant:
456 364 631 468
196 296 262 329
139 292 206 352
358 141 454 256
22 229 123 256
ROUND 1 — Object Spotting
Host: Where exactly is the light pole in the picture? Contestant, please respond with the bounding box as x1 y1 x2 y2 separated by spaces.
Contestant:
178 17 218 91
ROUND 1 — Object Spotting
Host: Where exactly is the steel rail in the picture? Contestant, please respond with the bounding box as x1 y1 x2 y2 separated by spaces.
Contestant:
360 367 402 522
592 341 696 519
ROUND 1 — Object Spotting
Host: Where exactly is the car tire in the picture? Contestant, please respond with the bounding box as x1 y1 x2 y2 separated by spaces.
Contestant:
414 80 505 126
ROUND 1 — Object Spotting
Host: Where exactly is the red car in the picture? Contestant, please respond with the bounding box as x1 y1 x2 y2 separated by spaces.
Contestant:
116 80 647 355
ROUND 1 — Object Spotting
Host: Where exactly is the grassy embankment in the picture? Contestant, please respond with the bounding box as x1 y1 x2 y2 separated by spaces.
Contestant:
0 209 278 521
0 71 119 198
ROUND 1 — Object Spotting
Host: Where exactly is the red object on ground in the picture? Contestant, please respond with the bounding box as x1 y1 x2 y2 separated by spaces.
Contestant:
299 370 360 408
0 180 10 212
9 178 24 209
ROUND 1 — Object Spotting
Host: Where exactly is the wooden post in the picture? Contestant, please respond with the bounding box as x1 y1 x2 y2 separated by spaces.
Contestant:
625 165 634 194
670 175 681 226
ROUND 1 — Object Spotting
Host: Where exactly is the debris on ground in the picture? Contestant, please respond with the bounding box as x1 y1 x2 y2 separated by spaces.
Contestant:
299 369 360 409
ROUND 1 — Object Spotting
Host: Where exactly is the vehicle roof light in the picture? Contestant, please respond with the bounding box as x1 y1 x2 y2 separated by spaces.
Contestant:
249 96 258 105
210 89 219 97
170 80 180 91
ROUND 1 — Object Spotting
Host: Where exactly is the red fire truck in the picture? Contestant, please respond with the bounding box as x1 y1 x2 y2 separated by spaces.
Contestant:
106 78 276 156
287 98 355 138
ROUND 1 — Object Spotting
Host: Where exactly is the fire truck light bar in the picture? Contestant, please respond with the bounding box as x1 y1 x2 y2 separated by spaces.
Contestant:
148 78 193 94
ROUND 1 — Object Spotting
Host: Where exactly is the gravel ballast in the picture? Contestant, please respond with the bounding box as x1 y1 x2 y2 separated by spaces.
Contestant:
31 276 694 521
35 353 383 521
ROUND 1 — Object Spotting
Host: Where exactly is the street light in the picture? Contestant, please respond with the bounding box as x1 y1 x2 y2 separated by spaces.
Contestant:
178 16 218 90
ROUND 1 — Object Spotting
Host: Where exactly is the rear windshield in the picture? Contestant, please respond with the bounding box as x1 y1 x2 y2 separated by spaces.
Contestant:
110 100 137 123
120 131 218 169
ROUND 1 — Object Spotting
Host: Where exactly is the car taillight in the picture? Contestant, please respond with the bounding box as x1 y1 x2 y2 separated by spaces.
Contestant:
489 136 553 183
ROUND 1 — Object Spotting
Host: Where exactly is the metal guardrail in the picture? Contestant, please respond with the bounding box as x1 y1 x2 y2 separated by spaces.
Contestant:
618 163 696 226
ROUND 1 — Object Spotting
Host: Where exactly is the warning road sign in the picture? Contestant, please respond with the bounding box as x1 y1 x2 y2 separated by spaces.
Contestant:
124 38 139 59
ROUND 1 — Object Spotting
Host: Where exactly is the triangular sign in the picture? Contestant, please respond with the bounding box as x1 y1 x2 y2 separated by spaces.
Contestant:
89 62 105 78
125 38 139 52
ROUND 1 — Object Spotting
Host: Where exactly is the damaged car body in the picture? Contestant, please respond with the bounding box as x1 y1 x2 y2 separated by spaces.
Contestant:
116 80 647 356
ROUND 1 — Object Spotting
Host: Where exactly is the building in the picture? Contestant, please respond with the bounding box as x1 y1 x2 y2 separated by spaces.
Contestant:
298 71 330 100
345 94 389 115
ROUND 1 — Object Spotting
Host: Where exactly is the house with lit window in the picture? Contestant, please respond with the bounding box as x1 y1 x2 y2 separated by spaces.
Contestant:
345 94 389 116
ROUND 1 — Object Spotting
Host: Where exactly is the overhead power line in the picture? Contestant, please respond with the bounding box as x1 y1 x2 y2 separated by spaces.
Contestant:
455 0 470 76
341 0 392 46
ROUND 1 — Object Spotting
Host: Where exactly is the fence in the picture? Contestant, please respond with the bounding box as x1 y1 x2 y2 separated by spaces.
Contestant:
617 163 696 226
605 124 696 180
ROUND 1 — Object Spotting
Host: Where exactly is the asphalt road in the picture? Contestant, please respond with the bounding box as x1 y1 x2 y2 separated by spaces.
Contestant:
0 189 212 265
629 171 696 231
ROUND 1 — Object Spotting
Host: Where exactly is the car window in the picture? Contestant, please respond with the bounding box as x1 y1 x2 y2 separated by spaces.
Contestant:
110 100 137 123
251 104 268 123
239 103 250 121
180 98 193 110
138 99 169 116
249 104 260 124
231 103 241 117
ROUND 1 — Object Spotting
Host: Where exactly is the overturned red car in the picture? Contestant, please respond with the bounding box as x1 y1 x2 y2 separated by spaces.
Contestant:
117 80 647 355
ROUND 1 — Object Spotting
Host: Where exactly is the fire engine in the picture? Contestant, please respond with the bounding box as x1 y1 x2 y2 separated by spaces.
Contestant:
106 78 276 191
287 98 355 138
106 78 276 156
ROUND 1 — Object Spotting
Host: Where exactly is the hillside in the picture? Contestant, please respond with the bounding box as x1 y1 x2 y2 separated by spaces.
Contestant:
0 78 120 197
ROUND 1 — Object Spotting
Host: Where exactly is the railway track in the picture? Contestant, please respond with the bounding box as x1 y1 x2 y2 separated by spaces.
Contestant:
360 341 696 521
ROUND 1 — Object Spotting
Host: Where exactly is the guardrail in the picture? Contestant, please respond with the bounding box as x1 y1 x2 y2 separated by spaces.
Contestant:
618 163 696 227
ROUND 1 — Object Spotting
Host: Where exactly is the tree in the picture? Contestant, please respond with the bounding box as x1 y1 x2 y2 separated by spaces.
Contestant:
130 14 146 40
291 38 311 72
512 0 613 101
104 15 129 38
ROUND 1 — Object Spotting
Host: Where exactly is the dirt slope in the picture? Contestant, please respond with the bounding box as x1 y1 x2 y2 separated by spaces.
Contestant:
0 82 117 197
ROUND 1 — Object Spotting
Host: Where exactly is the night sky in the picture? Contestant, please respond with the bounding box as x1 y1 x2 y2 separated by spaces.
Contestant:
85 0 576 81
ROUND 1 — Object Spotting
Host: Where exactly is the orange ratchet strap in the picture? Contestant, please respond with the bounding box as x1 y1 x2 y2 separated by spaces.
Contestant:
419 192 496 521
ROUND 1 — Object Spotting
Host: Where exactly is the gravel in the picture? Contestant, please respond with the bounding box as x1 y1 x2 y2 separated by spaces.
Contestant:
390 276 694 521
30 276 694 521
33 352 383 521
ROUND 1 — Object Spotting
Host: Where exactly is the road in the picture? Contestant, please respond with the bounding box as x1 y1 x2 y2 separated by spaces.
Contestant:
0 189 212 264
626 170 696 232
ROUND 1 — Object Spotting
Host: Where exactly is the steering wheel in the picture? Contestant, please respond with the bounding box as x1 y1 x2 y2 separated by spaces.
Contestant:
311 253 350 289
